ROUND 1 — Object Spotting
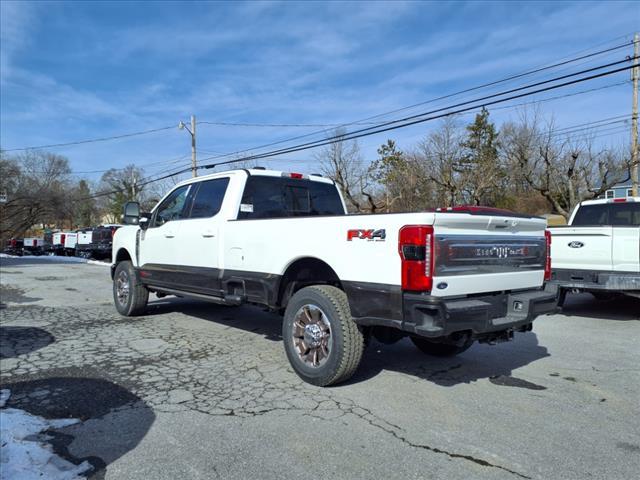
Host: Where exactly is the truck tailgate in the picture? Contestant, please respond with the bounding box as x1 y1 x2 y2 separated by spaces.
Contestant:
432 213 547 296
549 226 613 271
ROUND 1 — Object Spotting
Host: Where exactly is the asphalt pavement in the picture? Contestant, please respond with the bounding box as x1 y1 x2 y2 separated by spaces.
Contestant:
1 256 639 480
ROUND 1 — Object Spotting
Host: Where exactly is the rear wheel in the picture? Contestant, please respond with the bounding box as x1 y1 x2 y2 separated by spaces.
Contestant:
283 285 364 387
113 261 148 316
411 336 474 357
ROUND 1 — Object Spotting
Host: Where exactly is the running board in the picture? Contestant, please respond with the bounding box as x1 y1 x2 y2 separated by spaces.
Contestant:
151 287 244 306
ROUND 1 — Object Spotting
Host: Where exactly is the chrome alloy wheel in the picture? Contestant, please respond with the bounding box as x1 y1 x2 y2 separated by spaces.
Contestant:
116 270 130 306
292 304 332 368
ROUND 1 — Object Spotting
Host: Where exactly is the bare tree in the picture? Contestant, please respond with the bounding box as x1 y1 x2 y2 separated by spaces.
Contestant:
98 165 148 222
417 117 465 207
501 110 629 218
315 129 383 213
0 150 73 241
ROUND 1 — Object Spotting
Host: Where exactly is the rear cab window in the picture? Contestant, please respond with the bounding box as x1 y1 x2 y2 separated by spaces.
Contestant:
237 175 345 219
572 202 640 226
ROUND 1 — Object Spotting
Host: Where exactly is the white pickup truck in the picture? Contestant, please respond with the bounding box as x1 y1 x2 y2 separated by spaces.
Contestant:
548 197 640 303
111 168 557 386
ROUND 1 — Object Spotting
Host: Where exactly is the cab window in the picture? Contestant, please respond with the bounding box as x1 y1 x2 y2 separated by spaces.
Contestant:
238 176 344 219
151 185 191 227
188 178 229 218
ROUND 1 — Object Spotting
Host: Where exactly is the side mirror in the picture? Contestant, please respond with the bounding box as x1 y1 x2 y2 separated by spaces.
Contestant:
122 201 141 225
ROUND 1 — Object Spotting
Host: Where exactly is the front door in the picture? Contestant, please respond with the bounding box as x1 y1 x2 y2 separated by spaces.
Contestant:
139 183 194 289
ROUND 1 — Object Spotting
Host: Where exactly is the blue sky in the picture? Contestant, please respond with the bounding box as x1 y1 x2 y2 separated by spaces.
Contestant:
1 0 639 183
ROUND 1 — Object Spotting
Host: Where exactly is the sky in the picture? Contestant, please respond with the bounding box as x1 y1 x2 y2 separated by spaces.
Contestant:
1 0 639 184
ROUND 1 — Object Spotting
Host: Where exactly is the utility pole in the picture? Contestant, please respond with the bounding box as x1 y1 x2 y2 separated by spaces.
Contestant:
632 33 639 196
191 114 197 178
179 115 198 177
131 169 138 200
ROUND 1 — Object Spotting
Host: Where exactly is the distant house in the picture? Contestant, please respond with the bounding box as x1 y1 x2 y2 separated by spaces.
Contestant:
602 181 635 199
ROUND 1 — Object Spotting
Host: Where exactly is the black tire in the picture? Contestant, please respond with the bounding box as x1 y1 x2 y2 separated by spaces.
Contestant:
283 285 364 387
113 261 148 316
411 336 474 357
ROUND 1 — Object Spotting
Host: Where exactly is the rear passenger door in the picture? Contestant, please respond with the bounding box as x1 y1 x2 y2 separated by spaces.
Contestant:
173 177 230 295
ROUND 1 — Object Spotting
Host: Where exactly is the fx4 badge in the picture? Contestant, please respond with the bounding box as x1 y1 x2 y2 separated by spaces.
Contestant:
347 229 386 241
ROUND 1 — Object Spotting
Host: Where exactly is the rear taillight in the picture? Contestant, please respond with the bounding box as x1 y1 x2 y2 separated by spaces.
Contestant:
61 234 66 244
398 225 434 291
544 230 552 281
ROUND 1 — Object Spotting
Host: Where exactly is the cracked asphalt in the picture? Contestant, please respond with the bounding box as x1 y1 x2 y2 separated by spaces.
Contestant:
1 257 639 479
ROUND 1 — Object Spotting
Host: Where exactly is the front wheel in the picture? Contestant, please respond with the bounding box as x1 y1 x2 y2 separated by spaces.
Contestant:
411 336 474 357
283 285 364 387
113 261 148 316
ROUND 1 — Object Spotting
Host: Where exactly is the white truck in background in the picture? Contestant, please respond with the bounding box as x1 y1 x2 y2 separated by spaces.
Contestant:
111 168 557 386
548 197 640 303
64 232 78 256
22 237 45 255
76 229 94 258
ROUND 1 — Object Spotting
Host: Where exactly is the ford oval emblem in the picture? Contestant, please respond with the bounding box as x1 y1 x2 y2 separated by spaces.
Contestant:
568 241 584 248
437 282 448 290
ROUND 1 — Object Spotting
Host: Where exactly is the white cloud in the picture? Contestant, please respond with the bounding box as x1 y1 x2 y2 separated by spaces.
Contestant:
0 1 37 82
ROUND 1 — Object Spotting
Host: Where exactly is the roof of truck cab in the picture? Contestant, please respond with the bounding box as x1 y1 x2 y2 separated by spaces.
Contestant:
174 168 334 188
579 197 639 206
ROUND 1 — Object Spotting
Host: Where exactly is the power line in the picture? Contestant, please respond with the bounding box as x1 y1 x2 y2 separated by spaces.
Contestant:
549 120 629 138
200 60 636 164
186 62 638 178
199 59 635 166
3 125 175 152
198 121 379 128
343 40 633 125
490 81 628 112
75 54 638 200
187 41 636 165
3 37 634 158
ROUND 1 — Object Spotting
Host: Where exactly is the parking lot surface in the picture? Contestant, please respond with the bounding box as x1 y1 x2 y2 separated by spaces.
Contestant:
1 256 639 480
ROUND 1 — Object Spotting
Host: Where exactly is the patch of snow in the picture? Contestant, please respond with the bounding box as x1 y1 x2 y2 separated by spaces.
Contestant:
0 389 92 480
0 254 110 266
86 260 111 267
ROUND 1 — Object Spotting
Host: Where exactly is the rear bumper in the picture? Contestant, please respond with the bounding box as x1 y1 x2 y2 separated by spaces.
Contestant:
354 284 558 339
550 268 640 292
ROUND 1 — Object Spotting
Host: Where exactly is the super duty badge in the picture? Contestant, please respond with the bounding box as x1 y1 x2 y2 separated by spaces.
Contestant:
347 229 386 241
